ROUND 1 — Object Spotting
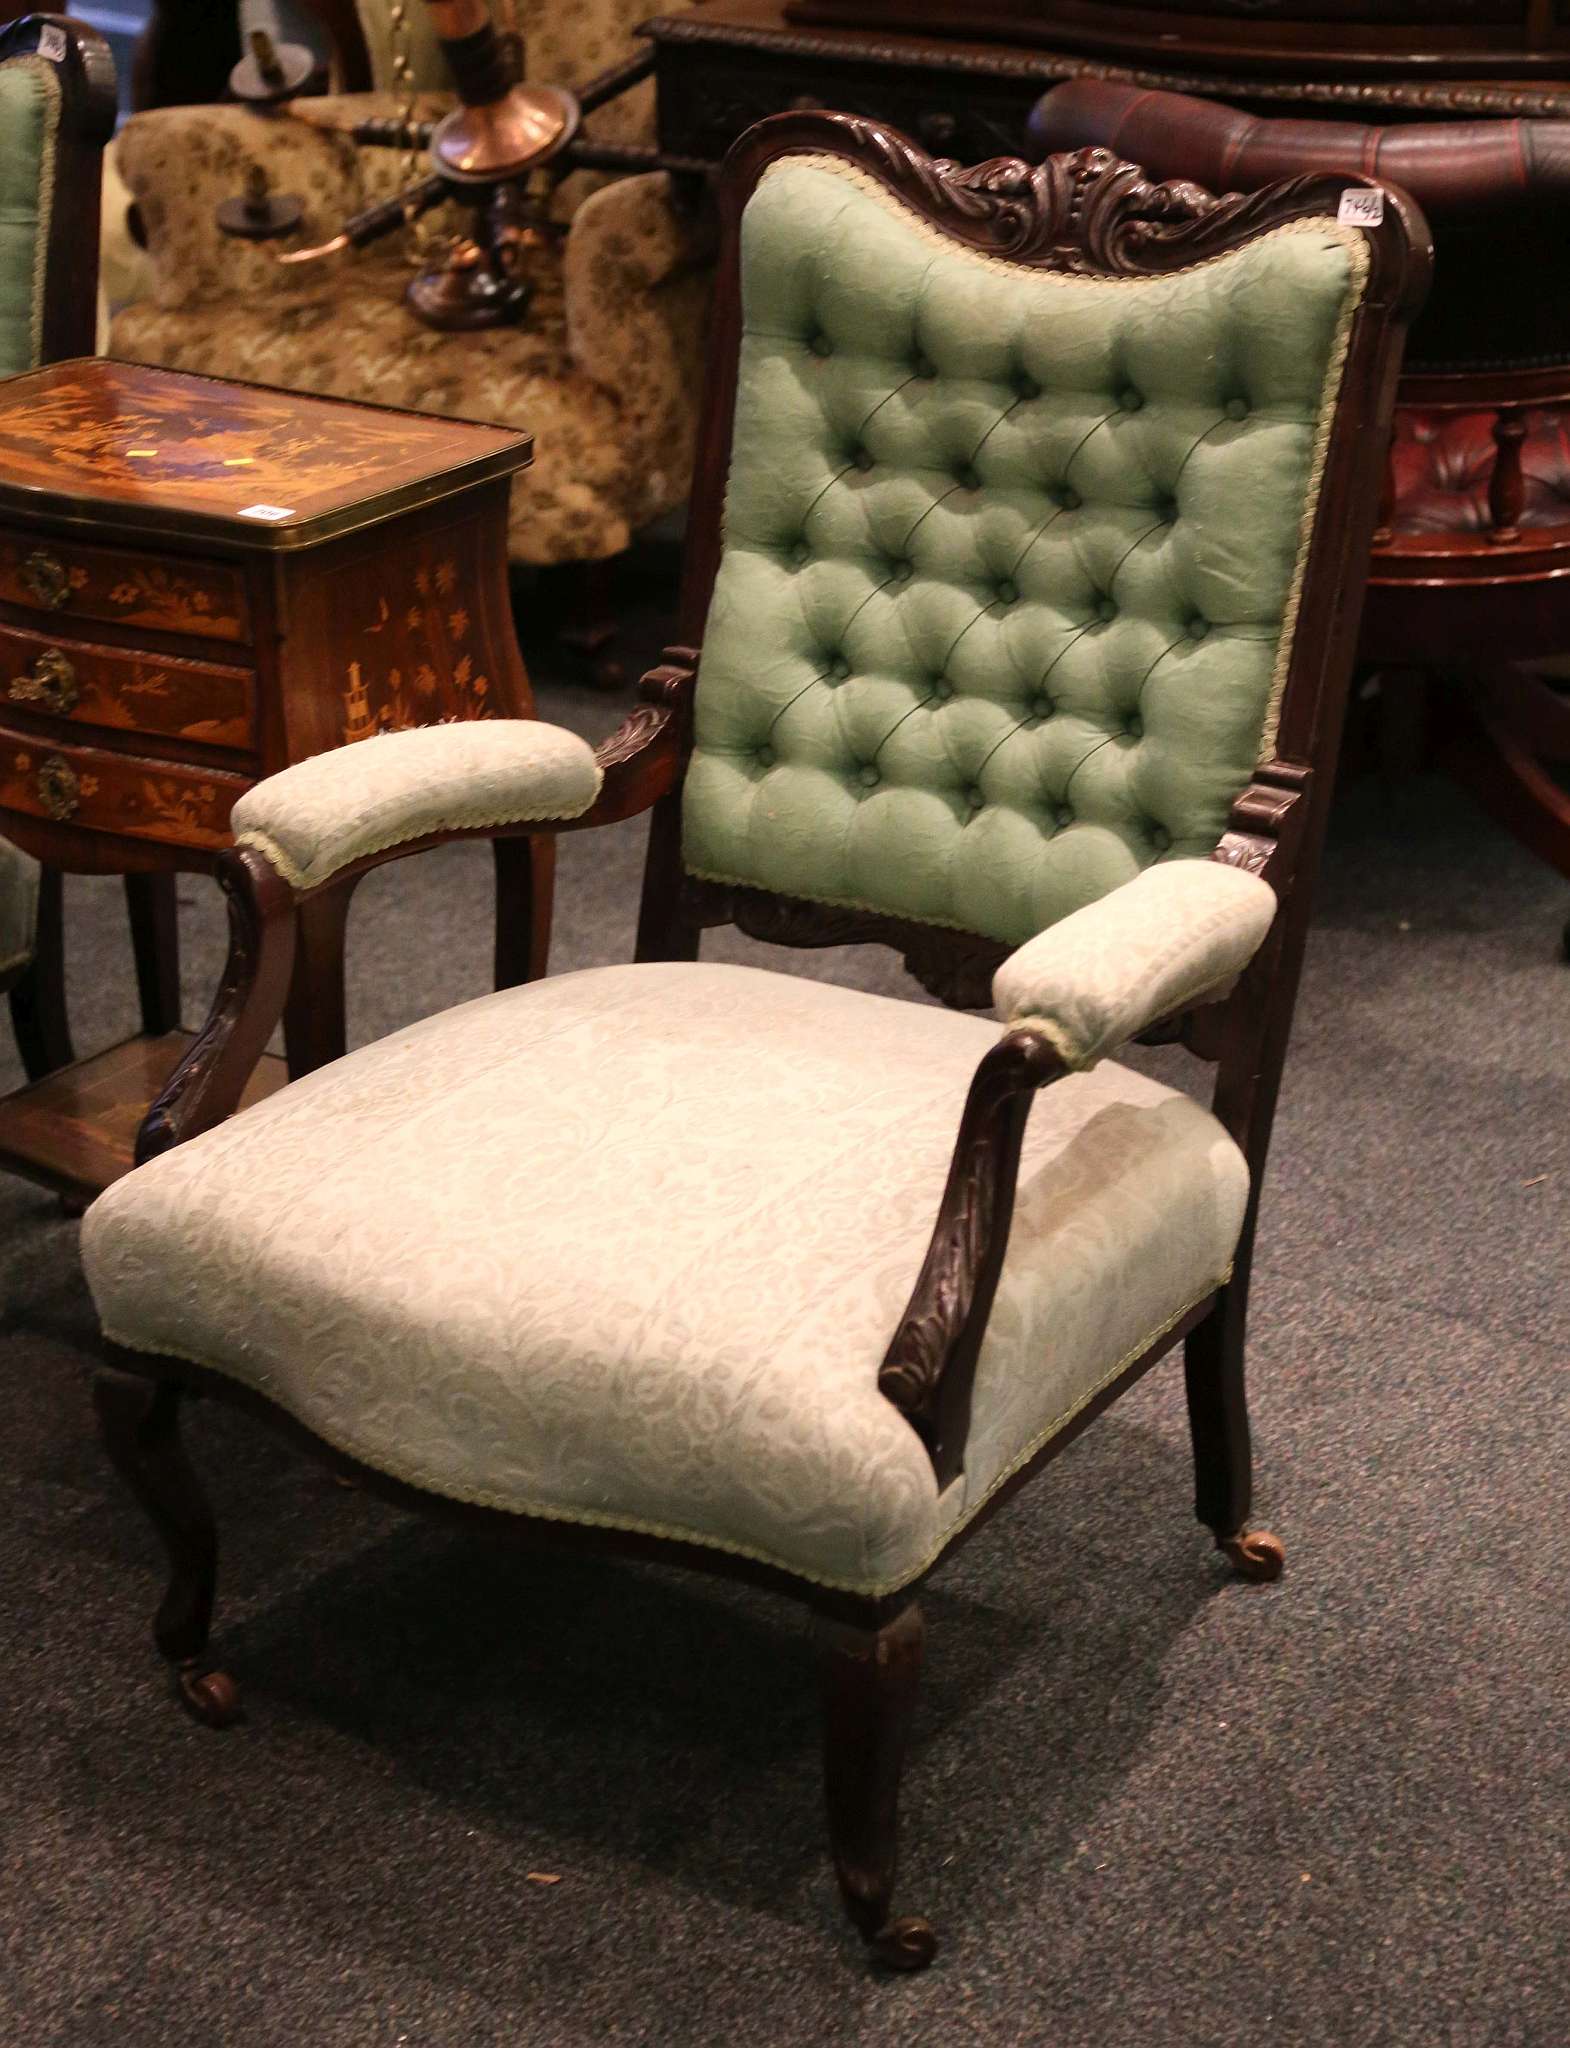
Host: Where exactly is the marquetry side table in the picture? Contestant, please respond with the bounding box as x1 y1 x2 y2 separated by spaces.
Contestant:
0 356 540 1199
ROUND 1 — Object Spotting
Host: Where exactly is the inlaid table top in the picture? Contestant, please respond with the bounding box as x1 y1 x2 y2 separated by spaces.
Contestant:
0 358 534 549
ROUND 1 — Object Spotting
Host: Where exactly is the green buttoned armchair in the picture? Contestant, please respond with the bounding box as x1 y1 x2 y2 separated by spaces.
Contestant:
0 16 117 1083
83 117 1427 1967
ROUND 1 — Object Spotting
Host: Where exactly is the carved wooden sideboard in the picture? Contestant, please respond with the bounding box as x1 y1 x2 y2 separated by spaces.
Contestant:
0 357 539 1197
647 0 1570 171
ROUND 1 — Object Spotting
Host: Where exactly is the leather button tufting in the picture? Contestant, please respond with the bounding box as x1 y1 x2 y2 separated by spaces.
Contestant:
808 331 834 359
1055 803 1074 827
1096 596 1117 622
755 744 776 768
1120 388 1144 412
1187 616 1211 640
888 558 913 584
789 540 811 568
1055 486 1081 511
954 464 981 490
826 654 851 680
1014 372 1041 401
1125 713 1143 739
850 447 875 473
1030 693 1054 720
994 578 1019 606
1224 397 1249 421
964 784 985 812
931 678 954 703
857 763 881 788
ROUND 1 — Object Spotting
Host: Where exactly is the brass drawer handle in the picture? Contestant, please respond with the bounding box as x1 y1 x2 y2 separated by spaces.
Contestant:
37 754 79 821
22 548 71 610
8 648 78 714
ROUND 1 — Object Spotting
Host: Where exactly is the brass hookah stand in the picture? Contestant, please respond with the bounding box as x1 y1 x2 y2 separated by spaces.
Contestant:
221 0 701 331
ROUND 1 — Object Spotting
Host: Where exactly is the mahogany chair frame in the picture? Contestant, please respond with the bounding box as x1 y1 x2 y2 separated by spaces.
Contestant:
0 15 132 1085
95 112 1429 1969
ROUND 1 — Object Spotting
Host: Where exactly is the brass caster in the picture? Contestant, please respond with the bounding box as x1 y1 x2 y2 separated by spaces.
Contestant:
174 1661 242 1728
866 1915 938 1972
1217 1528 1285 1583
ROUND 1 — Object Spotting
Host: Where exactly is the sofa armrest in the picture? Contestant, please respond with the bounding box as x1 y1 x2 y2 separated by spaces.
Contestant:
992 860 1278 1070
112 92 449 311
232 722 603 892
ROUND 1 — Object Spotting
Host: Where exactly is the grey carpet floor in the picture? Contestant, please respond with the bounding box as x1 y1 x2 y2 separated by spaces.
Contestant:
3 624 1568 2045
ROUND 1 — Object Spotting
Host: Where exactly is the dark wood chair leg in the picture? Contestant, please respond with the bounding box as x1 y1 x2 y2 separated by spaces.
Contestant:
492 833 554 988
282 877 359 1080
8 863 74 1081
634 792 701 964
93 1368 241 1727
1183 1268 1284 1584
557 558 626 693
820 1601 937 1971
123 871 182 1037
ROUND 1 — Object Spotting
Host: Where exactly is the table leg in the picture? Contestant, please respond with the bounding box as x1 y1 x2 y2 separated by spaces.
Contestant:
493 834 553 989
124 872 182 1038
282 878 358 1080
8 864 74 1081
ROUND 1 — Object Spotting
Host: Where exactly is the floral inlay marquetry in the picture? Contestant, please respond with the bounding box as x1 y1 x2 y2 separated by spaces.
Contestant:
0 361 529 528
0 531 249 644
1 732 243 849
340 556 494 744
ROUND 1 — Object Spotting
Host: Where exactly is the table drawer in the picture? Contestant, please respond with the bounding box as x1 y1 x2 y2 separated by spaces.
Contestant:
0 727 247 851
0 527 250 644
0 621 255 753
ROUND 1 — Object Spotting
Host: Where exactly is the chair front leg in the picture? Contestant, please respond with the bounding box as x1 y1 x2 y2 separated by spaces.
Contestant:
1183 1245 1284 1584
93 1366 242 1727
820 1601 937 1971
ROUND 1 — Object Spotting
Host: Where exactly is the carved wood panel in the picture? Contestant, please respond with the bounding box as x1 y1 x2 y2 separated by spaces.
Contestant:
0 724 247 850
0 619 255 755
0 528 250 644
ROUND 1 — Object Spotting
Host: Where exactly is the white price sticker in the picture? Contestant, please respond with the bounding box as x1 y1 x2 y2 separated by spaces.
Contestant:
238 503 296 522
1336 188 1385 227
37 24 66 60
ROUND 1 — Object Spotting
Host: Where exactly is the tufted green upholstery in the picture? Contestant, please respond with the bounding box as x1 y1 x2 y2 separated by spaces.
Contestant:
683 157 1367 947
0 52 58 376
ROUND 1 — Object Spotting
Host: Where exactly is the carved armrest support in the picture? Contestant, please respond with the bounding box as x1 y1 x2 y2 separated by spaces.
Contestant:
879 1027 1067 1488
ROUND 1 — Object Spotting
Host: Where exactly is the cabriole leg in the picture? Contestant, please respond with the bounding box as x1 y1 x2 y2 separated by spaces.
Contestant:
820 1601 936 1971
93 1367 241 1726
1184 1282 1284 1584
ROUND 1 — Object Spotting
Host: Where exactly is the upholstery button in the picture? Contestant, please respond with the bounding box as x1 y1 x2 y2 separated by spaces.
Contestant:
912 352 936 380
1014 371 1042 401
826 653 851 680
1155 496 1178 523
1224 397 1249 420
954 463 981 490
1055 803 1074 827
789 540 811 568
857 763 880 788
1096 596 1117 622
1187 615 1210 640
1030 693 1054 720
1120 387 1144 412
964 784 985 812
931 678 954 703
1150 824 1172 851
888 558 913 584
994 577 1019 606
1055 486 1081 511
850 446 875 473
808 331 834 359
1125 713 1143 739
755 743 776 768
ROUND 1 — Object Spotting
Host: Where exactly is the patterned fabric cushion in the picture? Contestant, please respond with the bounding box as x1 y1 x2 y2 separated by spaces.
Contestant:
0 835 39 978
0 52 59 376
994 858 1276 1069
683 156 1368 948
81 961 1248 1596
108 158 707 567
231 720 602 889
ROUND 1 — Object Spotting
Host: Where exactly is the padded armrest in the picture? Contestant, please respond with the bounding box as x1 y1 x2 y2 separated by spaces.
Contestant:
992 860 1277 1070
232 722 603 891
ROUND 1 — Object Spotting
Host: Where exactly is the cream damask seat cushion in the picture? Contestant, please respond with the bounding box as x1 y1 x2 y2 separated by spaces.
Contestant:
82 960 1248 1596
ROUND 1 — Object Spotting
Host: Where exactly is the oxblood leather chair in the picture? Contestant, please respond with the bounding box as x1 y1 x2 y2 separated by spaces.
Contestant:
82 113 1425 1969
0 17 134 1088
1032 80 1570 946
